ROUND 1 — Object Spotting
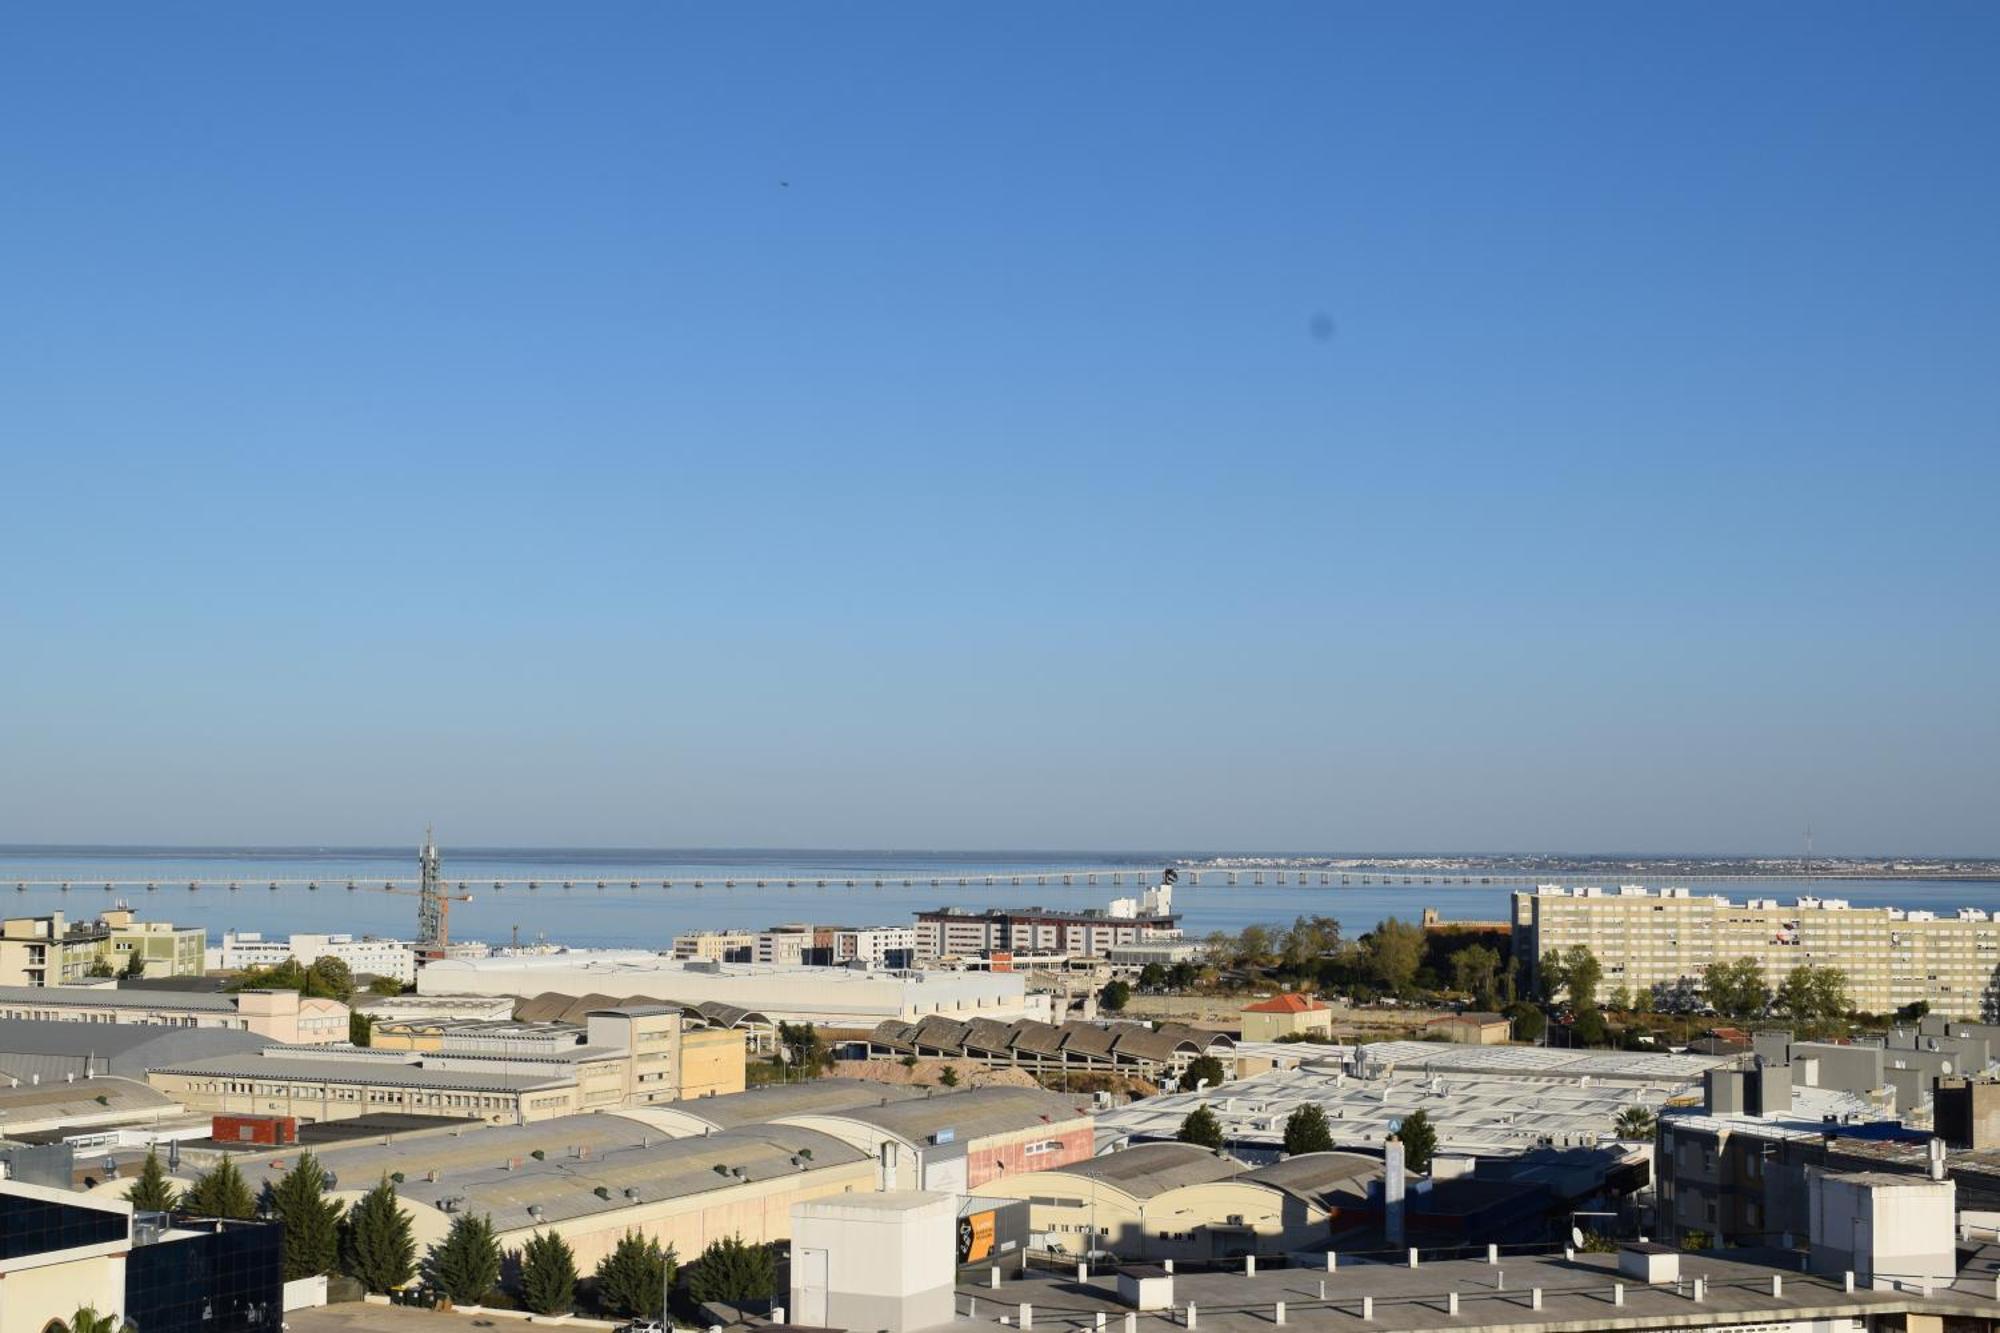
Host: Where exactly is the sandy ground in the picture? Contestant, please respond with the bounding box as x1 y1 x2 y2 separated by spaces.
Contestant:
829 1057 1041 1089
1118 993 1457 1035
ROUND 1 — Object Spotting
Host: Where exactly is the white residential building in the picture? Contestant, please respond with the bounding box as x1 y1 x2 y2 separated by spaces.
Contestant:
208 930 418 984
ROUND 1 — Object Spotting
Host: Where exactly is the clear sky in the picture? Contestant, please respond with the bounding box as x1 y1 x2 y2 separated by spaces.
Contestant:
3 5 1996 855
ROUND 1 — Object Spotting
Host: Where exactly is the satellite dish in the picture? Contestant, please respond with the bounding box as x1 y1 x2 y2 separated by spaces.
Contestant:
1571 1227 1585 1249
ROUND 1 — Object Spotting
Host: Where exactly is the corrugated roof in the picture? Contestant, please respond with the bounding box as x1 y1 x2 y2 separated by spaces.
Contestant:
791 1085 1091 1142
148 1053 575 1093
0 1019 271 1079
235 1114 867 1229
1051 1142 1240 1198
0 985 238 1013
663 1081 928 1130
1240 1152 1380 1208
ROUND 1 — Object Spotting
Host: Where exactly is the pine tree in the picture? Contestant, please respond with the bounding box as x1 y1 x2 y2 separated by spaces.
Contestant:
182 1157 255 1219
517 1231 579 1316
342 1177 417 1293
127 1149 178 1213
424 1213 502 1306
272 1150 345 1280
1176 1104 1224 1150
685 1234 775 1306
1394 1108 1438 1174
594 1231 675 1319
1282 1104 1334 1156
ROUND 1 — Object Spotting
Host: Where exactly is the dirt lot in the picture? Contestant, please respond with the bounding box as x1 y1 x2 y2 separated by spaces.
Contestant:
285 1304 607 1333
829 1057 1041 1089
1118 993 1457 1037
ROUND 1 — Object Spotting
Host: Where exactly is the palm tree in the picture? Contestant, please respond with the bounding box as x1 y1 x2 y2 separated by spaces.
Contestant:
68 1308 128 1333
1614 1105 1656 1139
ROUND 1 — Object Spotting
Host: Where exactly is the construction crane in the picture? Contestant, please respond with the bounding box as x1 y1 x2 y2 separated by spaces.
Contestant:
368 828 471 960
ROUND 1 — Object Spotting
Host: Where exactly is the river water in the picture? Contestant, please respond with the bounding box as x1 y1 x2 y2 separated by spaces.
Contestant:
1 848 1995 951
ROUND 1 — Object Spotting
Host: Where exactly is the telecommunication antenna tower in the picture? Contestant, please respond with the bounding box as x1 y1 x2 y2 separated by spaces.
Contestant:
418 825 448 958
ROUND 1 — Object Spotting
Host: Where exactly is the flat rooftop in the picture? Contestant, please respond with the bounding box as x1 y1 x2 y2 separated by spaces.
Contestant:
956 1246 1999 1331
1099 1055 1712 1157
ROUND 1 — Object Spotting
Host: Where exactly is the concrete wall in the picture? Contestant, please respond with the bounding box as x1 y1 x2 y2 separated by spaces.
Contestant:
0 1249 128 1333
790 1193 955 1333
1792 1042 1884 1097
680 1028 747 1098
1808 1172 1956 1291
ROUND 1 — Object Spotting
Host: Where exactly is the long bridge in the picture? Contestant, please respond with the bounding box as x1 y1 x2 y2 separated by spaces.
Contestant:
5 868 1992 896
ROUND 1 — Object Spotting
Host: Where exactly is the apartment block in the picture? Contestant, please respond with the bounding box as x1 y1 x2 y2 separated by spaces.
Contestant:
1514 886 2000 1019
0 911 205 985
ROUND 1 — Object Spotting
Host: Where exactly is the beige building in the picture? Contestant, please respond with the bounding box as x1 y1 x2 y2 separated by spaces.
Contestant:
976 1142 1379 1261
1424 1012 1511 1044
0 911 205 985
1239 993 1333 1042
1515 886 2000 1019
0 983 348 1043
147 1052 583 1124
220 1112 875 1272
673 930 759 962
148 1005 745 1125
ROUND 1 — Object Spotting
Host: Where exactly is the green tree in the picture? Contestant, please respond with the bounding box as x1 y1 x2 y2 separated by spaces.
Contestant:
1282 1104 1334 1155
1776 965 1850 1024
1165 961 1198 990
120 952 146 980
127 1149 177 1212
938 1066 960 1088
1449 945 1501 1008
1180 1054 1226 1091
1235 925 1276 968
86 957 115 978
1896 999 1931 1023
272 1150 345 1280
1604 984 1630 1013
350 1011 374 1047
342 1177 418 1294
1702 957 1769 1018
306 956 355 1002
517 1231 579 1316
1138 963 1167 990
1612 1103 1656 1136
1099 979 1131 1012
181 1157 255 1219
1176 1105 1225 1150
686 1234 776 1306
1393 1109 1437 1174
368 975 406 996
593 1231 675 1320
1571 1006 1609 1047
424 1213 502 1305
1361 918 1425 992
1562 947 1603 1010
1280 915 1342 971
1504 1001 1545 1043
775 1021 829 1076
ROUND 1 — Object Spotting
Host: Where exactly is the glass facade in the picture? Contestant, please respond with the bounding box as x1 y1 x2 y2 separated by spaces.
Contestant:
127 1223 284 1333
0 1190 125 1261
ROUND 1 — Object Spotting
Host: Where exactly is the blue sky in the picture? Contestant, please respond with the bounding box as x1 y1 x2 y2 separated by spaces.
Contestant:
3 5 1996 853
